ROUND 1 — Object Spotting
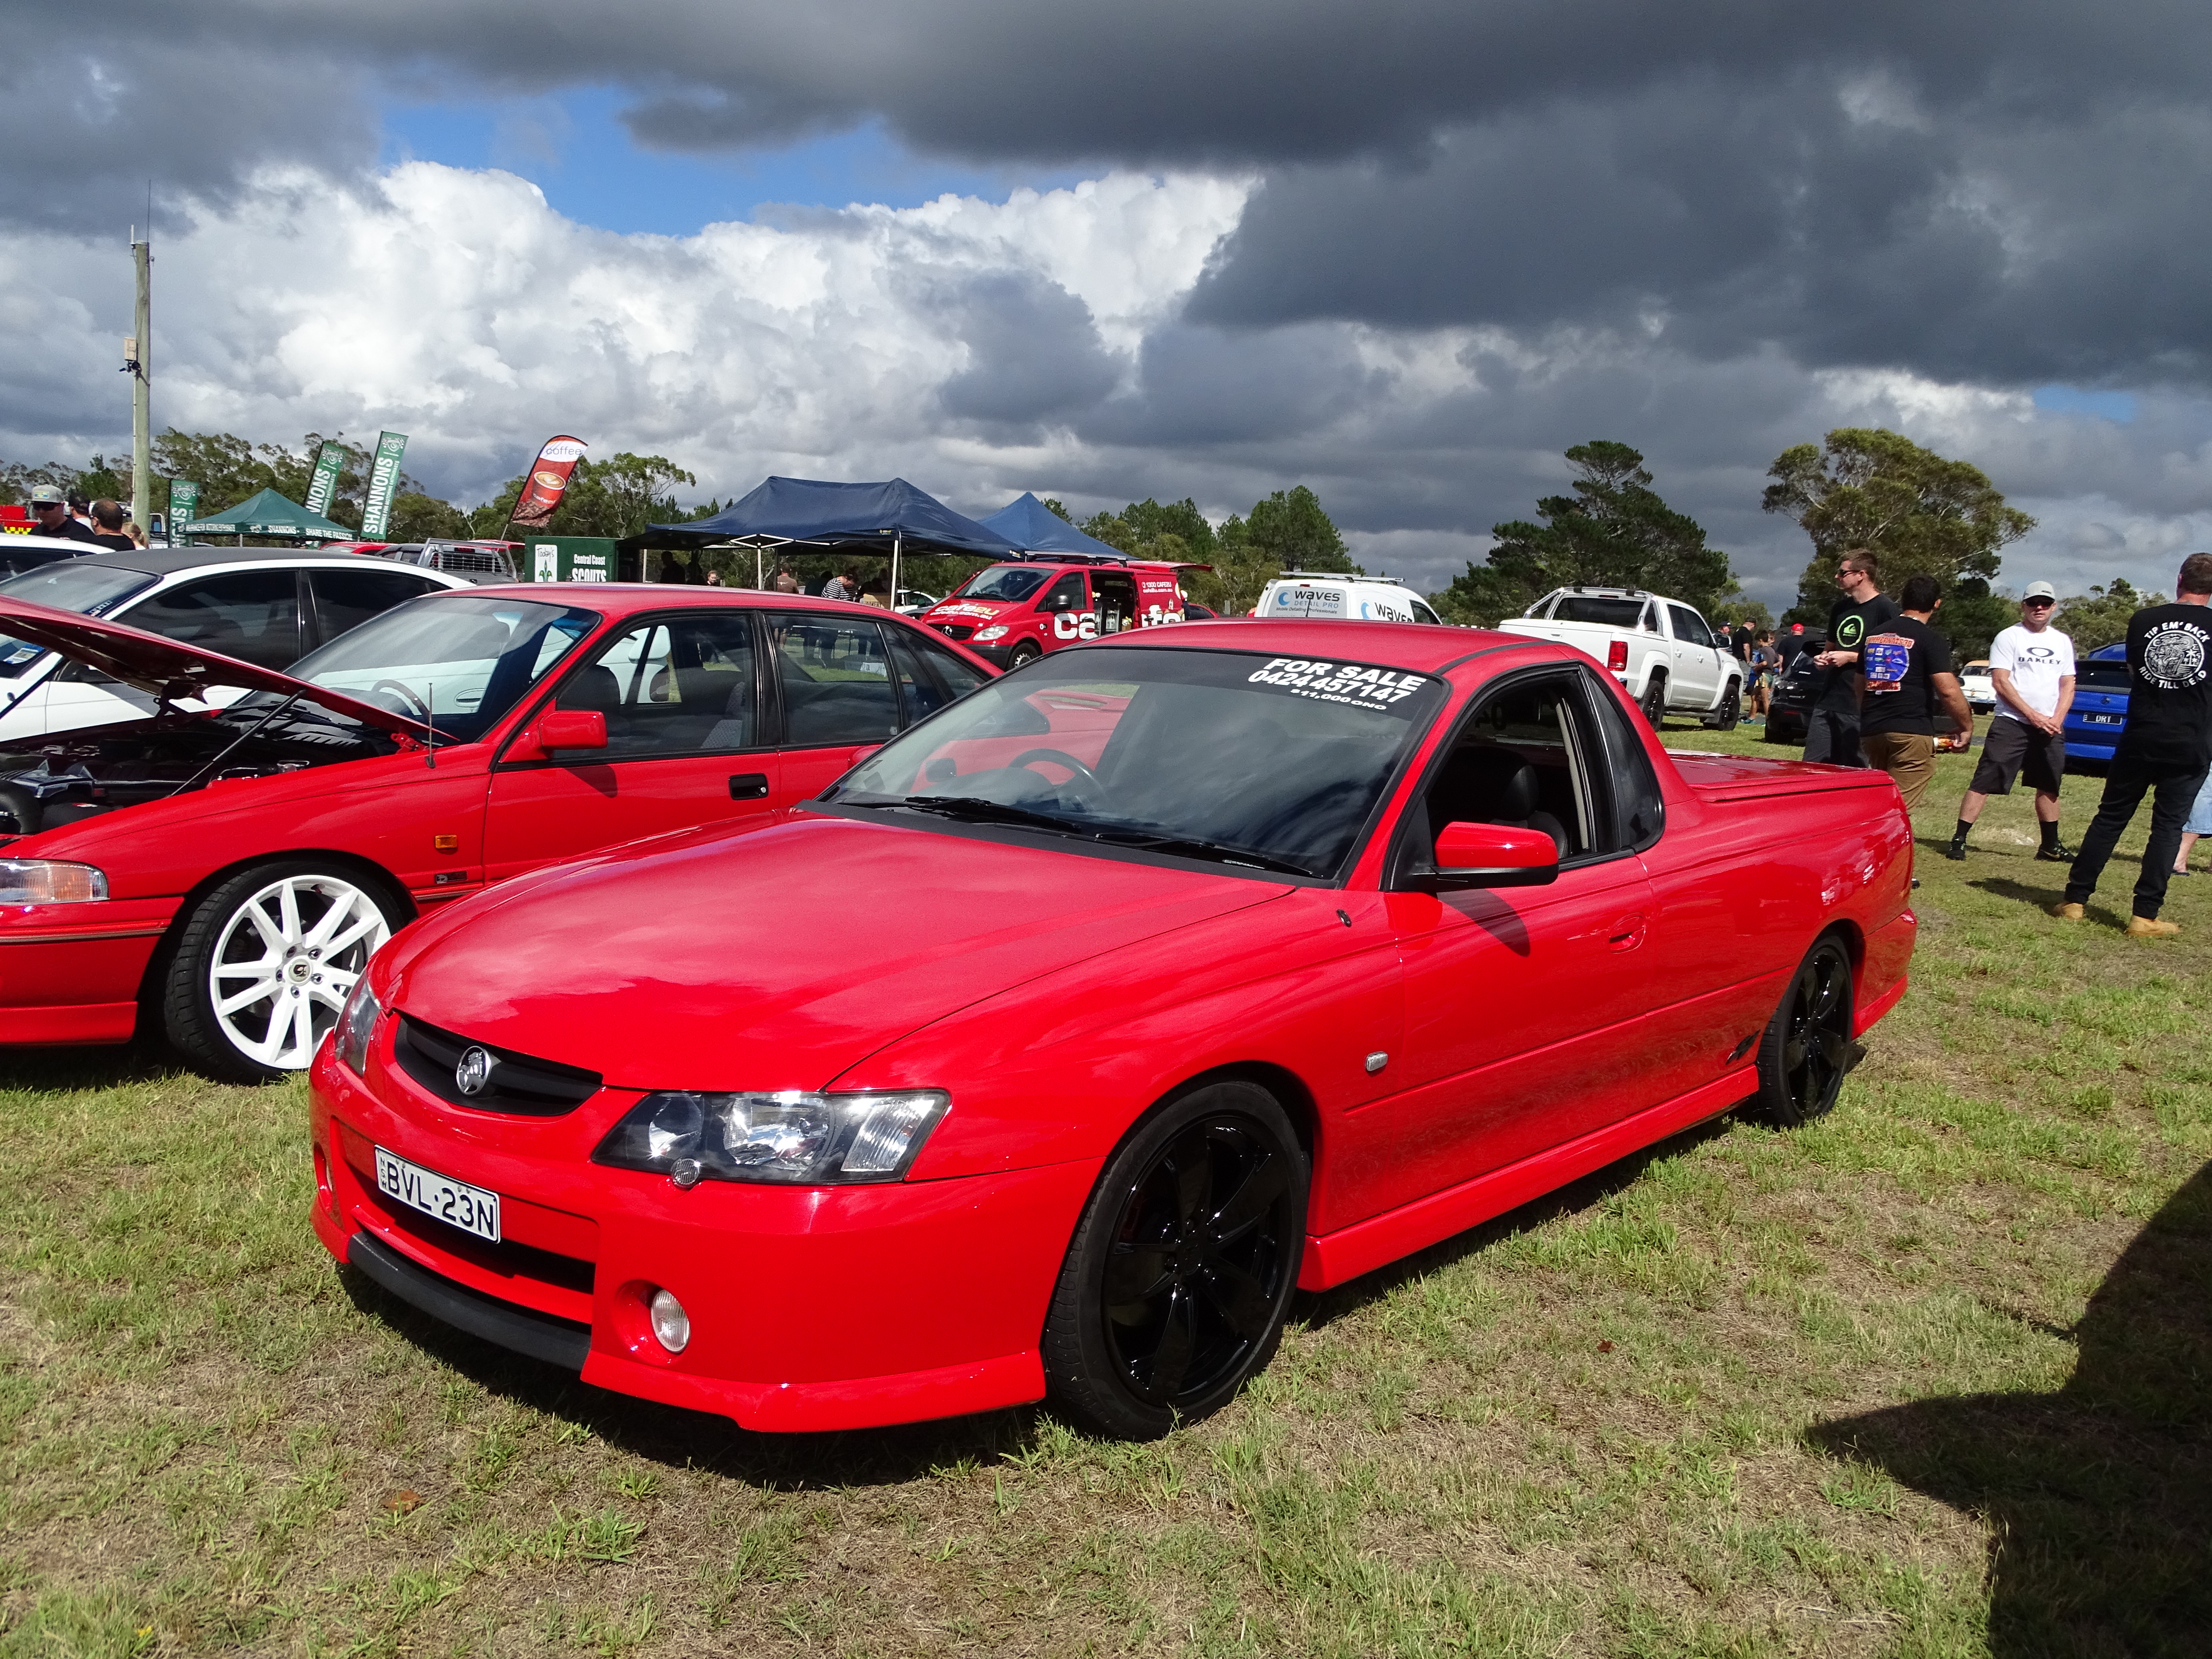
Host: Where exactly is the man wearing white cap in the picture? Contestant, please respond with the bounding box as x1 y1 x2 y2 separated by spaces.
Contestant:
1946 581 2075 861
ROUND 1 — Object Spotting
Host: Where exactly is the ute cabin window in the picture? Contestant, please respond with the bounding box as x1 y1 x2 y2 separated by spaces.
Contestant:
554 612 758 757
766 613 900 745
109 569 303 671
1413 676 1604 872
1666 604 1714 648
1041 573 1088 613
1579 671 1666 848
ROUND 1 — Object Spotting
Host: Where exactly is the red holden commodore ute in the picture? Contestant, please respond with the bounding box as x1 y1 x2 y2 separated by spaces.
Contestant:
0 587 993 1080
310 621 1917 1438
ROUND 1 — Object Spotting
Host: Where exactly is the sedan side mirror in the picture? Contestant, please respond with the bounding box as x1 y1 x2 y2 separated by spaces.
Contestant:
538 709 607 751
1430 820 1559 888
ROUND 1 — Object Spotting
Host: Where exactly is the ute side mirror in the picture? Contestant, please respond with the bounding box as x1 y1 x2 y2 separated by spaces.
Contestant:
1429 820 1559 888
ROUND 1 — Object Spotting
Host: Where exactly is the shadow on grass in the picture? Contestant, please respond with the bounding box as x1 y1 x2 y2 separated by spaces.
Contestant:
338 1267 1055 1488
1809 1161 2212 1657
0 1036 204 1093
1295 1111 1742 1331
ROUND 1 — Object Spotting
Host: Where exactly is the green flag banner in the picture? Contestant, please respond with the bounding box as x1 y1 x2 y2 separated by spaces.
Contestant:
360 431 408 540
302 443 346 519
168 480 199 545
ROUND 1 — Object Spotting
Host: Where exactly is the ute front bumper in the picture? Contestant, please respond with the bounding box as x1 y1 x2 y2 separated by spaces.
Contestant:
309 1037 1097 1432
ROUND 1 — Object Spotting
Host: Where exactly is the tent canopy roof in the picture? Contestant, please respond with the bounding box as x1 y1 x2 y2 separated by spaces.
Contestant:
642 476 1013 556
181 488 354 540
978 493 1125 558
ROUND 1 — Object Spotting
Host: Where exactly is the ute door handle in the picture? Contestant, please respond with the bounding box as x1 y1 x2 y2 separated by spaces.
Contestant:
728 773 770 800
1608 912 1647 952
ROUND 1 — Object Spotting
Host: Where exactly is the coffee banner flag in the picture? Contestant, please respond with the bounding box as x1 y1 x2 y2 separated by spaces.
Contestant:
302 442 346 518
359 432 409 539
505 437 589 532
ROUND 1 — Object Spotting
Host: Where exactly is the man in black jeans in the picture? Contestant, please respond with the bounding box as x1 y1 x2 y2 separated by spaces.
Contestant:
2056 552 2212 937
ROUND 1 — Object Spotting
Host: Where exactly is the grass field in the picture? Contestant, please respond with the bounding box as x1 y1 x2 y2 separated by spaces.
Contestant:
2 725 2206 1657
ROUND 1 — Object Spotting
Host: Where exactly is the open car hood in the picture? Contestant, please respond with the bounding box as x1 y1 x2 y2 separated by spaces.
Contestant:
0 594 432 741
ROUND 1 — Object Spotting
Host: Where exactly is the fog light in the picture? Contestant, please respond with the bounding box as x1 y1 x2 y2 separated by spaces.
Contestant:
648 1288 690 1353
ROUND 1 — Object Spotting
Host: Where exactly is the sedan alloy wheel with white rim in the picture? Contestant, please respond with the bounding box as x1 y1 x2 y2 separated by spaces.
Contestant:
165 862 404 1081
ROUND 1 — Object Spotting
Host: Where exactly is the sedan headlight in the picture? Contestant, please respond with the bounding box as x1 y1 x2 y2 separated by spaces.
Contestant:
334 978 382 1075
0 860 108 904
594 1090 949 1185
974 625 1009 641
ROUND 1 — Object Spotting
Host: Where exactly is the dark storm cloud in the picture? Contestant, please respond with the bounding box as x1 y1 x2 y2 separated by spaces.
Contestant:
929 271 1120 431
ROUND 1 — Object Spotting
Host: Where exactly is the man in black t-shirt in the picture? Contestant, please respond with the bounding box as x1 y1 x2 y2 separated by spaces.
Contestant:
2058 553 2212 936
1803 550 1901 767
1858 575 1973 811
24 485 102 549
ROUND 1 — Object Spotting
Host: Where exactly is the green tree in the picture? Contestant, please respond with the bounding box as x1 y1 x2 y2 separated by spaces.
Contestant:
472 453 700 541
2054 577 2153 653
1434 441 1732 625
386 491 474 542
1041 497 1072 523
1763 427 2034 622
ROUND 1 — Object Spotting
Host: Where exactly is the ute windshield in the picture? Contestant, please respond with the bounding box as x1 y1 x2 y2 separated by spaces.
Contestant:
829 646 1447 879
247 594 598 742
0 563 161 677
951 565 1051 604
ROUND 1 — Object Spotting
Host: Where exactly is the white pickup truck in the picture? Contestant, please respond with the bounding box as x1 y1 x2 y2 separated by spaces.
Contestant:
1499 586 1743 728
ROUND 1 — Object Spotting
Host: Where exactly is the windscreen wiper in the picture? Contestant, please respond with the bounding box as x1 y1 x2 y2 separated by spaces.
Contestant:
892 795 1093 836
1083 830 1319 877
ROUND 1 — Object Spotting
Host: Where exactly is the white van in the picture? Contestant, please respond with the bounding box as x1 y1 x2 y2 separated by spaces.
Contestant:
1253 575 1445 625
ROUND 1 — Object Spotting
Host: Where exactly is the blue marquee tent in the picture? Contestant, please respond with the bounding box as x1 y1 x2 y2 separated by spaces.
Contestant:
979 493 1125 559
644 476 1014 594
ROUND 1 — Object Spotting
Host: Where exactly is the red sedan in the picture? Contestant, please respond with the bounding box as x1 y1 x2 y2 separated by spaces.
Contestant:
311 621 1917 1438
0 587 993 1078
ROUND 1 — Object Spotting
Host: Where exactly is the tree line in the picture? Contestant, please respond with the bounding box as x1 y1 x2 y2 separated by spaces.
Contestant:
0 426 2153 655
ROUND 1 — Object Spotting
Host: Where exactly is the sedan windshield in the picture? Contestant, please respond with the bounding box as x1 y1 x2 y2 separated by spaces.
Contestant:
951 565 1051 603
255 594 598 742
830 647 1446 878
0 563 160 677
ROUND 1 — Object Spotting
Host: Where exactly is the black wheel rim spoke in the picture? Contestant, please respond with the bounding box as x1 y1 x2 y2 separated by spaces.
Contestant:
1783 949 1851 1116
1098 1115 1295 1410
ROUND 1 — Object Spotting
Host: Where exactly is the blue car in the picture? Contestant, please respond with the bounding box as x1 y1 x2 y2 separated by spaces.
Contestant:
2064 642 2131 767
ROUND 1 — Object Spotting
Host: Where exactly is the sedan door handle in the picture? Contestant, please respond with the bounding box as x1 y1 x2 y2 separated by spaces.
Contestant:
1608 912 1647 952
728 773 770 800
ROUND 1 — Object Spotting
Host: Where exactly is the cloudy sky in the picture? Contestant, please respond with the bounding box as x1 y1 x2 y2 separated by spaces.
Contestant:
6 0 2210 607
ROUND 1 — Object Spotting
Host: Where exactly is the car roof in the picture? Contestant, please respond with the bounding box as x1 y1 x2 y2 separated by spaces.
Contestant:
1079 618 1546 674
14 545 459 579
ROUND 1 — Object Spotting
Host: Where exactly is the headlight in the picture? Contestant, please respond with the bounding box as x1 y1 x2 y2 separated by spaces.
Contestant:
594 1089 949 1185
335 978 382 1074
974 625 1008 641
0 860 108 904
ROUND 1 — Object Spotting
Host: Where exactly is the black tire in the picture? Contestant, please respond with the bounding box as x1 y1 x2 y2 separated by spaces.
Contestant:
1752 935 1857 1127
1639 673 1668 728
1714 681 1741 731
164 860 409 1083
1008 641 1043 668
1042 1080 1308 1439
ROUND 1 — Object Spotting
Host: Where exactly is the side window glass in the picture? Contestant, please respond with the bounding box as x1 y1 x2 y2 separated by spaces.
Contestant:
1412 600 1442 625
1041 573 1087 611
765 613 899 746
309 569 442 645
125 570 303 668
1667 604 1713 648
554 612 758 756
1578 672 1665 850
886 626 992 725
1419 676 1595 866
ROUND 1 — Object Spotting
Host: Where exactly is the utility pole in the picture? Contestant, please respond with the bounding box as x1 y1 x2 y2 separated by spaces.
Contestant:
129 227 152 536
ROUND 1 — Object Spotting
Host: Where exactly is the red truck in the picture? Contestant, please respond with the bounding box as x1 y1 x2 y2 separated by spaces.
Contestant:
919 555 1202 667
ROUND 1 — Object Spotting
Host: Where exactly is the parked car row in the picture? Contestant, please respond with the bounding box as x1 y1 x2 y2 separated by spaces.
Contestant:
3 560 1918 1440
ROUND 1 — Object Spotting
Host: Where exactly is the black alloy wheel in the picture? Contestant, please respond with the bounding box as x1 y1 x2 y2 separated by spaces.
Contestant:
1042 1081 1307 1439
1715 681 1741 730
1639 673 1668 728
1753 935 1857 1126
1008 641 1043 668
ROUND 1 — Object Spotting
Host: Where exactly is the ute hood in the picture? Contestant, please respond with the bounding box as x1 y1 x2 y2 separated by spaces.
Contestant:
0 594 431 740
386 812 1289 1090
